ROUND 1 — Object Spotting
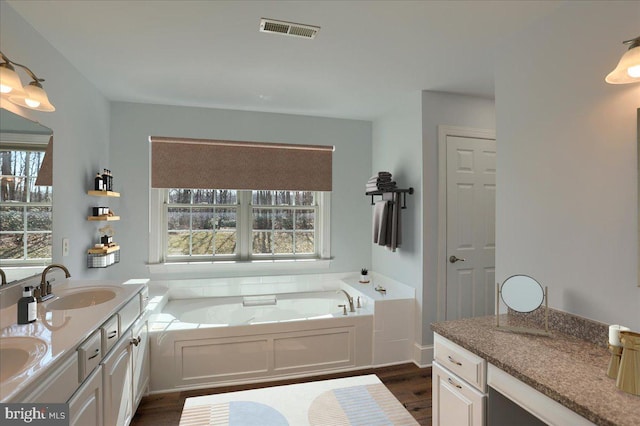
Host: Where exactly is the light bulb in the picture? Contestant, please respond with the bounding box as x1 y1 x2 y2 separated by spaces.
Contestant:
25 98 41 108
628 64 640 78
0 63 25 95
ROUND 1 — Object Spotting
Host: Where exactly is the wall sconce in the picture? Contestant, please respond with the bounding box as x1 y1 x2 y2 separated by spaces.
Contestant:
606 36 640 85
0 51 55 111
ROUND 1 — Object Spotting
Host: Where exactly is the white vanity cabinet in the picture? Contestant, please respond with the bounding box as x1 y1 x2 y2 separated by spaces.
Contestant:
68 365 103 426
21 351 79 403
102 303 149 426
102 330 134 426
131 319 149 409
433 333 487 426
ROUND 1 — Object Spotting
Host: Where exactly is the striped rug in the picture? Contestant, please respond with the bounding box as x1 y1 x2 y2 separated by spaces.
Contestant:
179 375 418 426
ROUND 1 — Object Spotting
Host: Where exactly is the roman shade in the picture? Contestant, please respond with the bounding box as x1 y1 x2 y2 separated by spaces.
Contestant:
35 136 53 186
150 136 333 191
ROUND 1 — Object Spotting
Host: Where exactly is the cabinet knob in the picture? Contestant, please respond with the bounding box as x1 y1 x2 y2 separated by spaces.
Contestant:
130 336 141 346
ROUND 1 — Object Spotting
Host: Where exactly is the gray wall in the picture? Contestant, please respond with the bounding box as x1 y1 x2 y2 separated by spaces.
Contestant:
371 93 424 343
495 1 640 329
421 91 496 345
109 102 372 280
370 91 495 348
1 2 111 280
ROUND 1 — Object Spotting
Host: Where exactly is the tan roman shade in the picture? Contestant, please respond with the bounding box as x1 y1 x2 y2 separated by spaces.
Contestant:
150 136 333 191
35 136 53 186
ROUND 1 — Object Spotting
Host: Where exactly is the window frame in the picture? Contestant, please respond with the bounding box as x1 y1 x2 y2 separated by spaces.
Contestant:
149 188 331 268
0 146 53 266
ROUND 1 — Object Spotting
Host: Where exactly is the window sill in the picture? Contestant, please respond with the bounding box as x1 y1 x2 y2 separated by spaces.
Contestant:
147 258 332 275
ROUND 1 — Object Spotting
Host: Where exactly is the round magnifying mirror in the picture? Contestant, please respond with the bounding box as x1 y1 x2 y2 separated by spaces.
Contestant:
500 275 544 313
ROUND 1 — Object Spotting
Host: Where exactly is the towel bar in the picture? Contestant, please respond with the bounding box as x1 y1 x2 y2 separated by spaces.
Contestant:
366 187 414 209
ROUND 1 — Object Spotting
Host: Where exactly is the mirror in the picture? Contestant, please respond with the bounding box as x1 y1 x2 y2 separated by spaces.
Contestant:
500 274 544 313
637 108 639 288
496 274 550 336
0 108 53 286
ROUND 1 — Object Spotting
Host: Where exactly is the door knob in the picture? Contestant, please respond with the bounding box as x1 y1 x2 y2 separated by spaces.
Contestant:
449 255 465 263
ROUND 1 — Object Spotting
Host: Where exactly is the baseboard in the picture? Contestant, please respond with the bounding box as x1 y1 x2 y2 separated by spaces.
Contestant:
413 342 434 367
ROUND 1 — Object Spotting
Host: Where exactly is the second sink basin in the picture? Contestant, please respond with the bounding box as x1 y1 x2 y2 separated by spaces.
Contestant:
0 337 48 382
46 287 119 310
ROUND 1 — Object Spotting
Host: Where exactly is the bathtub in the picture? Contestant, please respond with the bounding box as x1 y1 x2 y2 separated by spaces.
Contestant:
148 290 373 393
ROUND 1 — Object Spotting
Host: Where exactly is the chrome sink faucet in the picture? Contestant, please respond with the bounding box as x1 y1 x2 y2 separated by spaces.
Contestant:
0 268 6 286
337 289 355 313
37 264 71 302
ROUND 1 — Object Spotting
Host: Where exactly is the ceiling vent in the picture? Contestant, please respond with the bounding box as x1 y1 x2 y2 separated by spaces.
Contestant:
259 18 320 39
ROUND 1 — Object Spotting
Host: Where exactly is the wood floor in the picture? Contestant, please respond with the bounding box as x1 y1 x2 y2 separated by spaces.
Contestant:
131 363 432 426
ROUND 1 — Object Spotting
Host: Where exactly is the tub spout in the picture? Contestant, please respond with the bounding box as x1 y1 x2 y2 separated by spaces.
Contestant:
337 289 355 312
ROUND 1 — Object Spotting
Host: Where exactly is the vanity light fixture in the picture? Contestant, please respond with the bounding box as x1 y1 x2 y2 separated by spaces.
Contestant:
0 51 55 111
605 36 640 84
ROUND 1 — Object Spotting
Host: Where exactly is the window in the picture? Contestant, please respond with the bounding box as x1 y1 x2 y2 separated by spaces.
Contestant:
0 148 52 265
154 189 330 263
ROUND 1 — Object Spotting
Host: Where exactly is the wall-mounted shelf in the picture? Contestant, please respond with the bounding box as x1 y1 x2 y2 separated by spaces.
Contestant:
87 244 120 255
87 190 120 197
366 187 414 209
87 215 120 221
87 183 121 268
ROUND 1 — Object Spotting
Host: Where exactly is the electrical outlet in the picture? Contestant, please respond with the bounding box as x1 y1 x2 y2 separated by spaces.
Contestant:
62 238 69 257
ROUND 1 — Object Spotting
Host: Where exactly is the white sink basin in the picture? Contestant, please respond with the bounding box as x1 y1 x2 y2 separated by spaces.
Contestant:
0 336 48 382
47 287 119 310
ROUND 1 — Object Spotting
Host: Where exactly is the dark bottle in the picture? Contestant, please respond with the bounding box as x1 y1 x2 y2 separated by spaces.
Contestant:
94 173 104 191
17 286 37 324
102 169 110 191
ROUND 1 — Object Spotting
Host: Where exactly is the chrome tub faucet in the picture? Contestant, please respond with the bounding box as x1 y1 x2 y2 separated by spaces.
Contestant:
337 289 355 313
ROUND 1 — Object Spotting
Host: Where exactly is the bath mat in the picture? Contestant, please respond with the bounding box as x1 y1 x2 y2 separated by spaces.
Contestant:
179 374 418 426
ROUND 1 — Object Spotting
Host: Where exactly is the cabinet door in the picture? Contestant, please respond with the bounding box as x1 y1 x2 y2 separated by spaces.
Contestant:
433 362 485 426
68 365 103 426
102 333 133 426
131 319 149 408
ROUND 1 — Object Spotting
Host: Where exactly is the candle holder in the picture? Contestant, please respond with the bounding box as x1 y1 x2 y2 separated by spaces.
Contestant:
607 343 623 379
616 331 640 396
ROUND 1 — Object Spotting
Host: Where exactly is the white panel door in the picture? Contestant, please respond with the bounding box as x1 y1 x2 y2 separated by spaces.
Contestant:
446 135 496 320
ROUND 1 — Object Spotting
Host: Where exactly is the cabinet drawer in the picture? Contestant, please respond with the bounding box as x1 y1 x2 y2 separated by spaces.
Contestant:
22 353 79 403
119 295 141 333
101 314 119 355
434 333 486 392
78 330 102 381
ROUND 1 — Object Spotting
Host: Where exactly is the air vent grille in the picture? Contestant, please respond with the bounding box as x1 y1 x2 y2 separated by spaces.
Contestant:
260 18 319 39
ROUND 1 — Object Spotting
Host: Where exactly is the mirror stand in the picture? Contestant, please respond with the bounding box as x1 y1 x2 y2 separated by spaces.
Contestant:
495 282 551 336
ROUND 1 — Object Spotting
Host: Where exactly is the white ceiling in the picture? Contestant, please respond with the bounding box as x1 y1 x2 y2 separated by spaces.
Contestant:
8 0 562 121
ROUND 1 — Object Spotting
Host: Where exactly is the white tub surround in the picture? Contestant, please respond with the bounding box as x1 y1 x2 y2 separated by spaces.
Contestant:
147 272 416 393
342 274 416 365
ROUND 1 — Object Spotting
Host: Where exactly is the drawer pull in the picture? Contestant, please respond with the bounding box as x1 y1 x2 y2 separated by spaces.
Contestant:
448 355 462 366
447 377 463 389
88 348 100 360
107 331 118 339
130 336 141 346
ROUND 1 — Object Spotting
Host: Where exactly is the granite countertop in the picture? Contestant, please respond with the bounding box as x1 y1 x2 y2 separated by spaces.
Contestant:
432 315 640 426
0 279 146 402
